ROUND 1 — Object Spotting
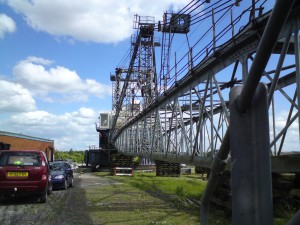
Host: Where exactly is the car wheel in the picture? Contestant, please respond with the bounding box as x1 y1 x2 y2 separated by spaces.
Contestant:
40 191 47 203
64 179 68 190
47 182 53 195
69 177 74 187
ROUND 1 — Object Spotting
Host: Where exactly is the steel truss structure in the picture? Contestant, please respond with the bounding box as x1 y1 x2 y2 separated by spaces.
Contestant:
113 0 300 167
110 1 300 224
111 15 160 131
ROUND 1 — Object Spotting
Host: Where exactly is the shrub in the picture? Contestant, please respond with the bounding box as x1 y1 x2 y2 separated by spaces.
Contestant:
54 150 84 163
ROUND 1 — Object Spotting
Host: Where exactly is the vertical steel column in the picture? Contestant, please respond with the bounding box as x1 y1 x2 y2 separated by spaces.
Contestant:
190 89 193 155
294 21 300 136
230 84 273 225
210 78 214 157
241 56 248 83
200 128 230 225
150 109 158 155
286 209 300 225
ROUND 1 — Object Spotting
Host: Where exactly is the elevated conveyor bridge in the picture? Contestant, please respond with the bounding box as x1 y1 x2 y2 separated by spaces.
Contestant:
106 0 300 224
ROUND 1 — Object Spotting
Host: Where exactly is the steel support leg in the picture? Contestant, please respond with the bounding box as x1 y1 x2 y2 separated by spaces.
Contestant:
230 83 273 225
286 209 300 225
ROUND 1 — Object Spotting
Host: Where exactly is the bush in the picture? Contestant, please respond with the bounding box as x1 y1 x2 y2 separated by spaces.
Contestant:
54 150 84 163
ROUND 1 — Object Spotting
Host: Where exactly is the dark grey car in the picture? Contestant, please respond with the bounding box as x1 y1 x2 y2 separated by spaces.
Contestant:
49 161 73 190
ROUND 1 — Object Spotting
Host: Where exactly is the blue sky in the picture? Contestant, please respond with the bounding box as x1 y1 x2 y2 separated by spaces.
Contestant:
0 0 190 150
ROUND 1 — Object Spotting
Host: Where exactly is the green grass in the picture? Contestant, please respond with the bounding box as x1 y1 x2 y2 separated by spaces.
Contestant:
95 171 205 201
90 171 231 225
83 173 202 224
133 173 202 203
89 171 299 225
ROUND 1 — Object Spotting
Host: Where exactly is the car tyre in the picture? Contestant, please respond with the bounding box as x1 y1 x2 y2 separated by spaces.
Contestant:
64 179 68 190
47 182 53 195
69 177 74 187
40 191 47 203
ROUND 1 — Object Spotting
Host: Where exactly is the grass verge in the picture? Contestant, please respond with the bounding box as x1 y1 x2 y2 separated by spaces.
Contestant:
90 171 299 225
91 171 230 225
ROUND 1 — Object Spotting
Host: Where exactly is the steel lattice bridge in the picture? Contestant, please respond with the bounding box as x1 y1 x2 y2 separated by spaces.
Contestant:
104 0 300 224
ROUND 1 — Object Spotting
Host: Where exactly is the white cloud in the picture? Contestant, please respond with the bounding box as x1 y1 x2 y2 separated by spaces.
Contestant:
0 56 111 150
271 111 298 132
76 107 96 118
269 110 300 153
6 0 190 43
25 56 53 65
12 56 111 103
0 13 16 38
0 80 36 112
2 107 99 150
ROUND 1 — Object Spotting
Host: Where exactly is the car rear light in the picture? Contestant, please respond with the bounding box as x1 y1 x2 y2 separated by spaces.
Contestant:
42 161 46 166
41 175 47 180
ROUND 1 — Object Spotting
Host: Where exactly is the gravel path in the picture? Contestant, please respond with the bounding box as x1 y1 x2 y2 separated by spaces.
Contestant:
0 172 121 225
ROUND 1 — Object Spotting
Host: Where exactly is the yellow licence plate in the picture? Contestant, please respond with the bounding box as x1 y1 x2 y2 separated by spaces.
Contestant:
7 172 28 177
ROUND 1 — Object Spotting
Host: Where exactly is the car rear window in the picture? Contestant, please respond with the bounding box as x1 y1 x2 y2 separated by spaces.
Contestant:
0 152 42 166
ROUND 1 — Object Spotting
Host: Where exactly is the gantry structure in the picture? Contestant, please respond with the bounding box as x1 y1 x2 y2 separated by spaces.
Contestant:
109 0 300 224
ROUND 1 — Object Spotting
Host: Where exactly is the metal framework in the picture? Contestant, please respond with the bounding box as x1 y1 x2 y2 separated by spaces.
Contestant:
111 15 160 131
109 0 300 224
113 1 300 164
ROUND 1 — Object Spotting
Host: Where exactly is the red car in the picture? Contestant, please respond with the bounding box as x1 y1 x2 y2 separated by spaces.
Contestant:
0 150 52 203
